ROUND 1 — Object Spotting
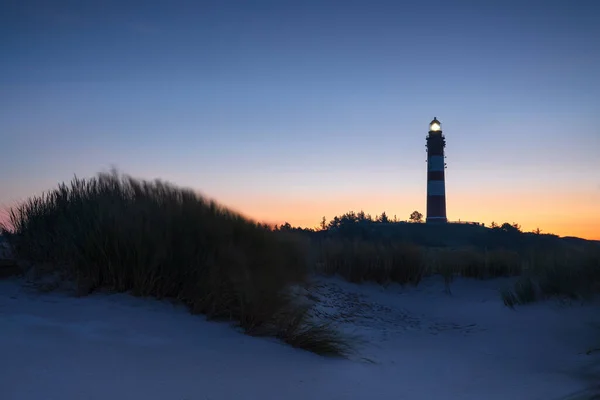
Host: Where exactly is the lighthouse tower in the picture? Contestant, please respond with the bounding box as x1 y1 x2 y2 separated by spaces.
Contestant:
426 117 448 223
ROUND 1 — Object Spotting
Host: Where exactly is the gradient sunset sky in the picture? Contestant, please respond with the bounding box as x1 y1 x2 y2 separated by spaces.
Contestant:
1 0 599 239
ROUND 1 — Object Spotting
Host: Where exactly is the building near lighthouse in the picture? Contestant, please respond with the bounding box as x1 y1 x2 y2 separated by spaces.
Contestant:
426 117 448 223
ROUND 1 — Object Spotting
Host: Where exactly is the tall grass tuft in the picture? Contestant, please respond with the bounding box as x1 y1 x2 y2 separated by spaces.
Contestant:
500 244 600 306
2 171 351 356
500 277 537 308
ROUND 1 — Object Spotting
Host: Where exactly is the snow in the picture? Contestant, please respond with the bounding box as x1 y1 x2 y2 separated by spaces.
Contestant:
1 275 599 400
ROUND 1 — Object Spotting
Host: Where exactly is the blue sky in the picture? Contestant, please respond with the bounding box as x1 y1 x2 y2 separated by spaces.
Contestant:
1 0 599 237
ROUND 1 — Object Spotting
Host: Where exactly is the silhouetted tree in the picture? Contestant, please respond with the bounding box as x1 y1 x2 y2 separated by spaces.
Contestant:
279 222 293 231
500 222 522 234
344 211 357 223
357 210 368 222
409 210 423 223
320 216 327 231
326 216 338 229
377 212 390 223
490 221 498 229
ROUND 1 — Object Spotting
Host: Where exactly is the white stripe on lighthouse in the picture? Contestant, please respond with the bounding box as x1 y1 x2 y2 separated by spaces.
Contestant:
427 155 444 172
427 180 446 196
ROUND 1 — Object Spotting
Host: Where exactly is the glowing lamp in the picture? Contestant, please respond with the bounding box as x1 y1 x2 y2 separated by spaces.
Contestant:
429 117 442 132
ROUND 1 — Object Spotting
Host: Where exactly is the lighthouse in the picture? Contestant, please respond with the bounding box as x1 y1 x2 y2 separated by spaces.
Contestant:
426 117 448 223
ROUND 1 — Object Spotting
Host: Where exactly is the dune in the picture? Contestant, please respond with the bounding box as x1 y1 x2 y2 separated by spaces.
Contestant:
1 273 598 400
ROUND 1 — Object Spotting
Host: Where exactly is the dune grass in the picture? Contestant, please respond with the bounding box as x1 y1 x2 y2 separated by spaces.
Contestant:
3 170 598 358
310 234 599 304
1 171 352 357
313 238 425 285
313 238 523 286
500 245 600 307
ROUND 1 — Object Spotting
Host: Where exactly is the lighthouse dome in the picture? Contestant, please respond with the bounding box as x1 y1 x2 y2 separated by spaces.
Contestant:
429 118 442 132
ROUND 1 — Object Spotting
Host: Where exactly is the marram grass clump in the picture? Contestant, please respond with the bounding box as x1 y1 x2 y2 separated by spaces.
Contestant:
500 245 600 307
2 171 352 357
500 277 538 308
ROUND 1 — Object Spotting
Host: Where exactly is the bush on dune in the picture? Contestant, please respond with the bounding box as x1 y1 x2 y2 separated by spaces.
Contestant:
2 171 351 357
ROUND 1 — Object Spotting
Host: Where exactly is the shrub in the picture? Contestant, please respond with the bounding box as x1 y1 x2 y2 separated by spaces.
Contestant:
2 171 350 356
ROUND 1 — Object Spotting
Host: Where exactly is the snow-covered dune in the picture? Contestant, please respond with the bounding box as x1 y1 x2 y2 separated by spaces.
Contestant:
1 276 598 400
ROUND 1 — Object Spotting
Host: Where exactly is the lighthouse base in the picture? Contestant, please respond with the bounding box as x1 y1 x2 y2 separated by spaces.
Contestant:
426 217 448 224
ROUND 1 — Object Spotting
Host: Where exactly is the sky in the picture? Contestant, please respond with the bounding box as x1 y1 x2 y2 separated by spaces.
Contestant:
1 0 599 239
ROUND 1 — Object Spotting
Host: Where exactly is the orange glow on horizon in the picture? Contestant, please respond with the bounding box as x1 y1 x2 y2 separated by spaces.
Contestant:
1 189 598 241
217 190 600 241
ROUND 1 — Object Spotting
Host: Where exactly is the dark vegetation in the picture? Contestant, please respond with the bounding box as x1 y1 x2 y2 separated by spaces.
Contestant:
279 193 600 400
275 210 600 306
0 172 352 357
2 171 599 357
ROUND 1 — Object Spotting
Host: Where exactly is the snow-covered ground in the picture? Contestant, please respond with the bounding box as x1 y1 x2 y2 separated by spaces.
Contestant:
1 275 599 400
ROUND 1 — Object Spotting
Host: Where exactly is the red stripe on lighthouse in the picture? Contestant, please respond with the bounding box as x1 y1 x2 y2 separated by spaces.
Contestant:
427 171 445 181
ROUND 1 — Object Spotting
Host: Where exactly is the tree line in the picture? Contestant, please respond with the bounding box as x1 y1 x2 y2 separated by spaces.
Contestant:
274 211 545 236
274 210 425 232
